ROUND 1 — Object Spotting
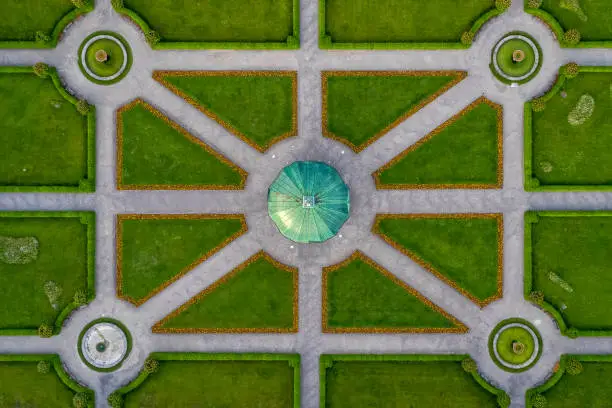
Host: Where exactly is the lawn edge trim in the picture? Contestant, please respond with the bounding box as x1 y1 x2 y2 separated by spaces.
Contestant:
372 213 504 308
0 211 95 336
113 352 301 408
487 317 543 373
77 31 133 86
525 66 612 191
0 66 95 193
153 70 298 152
373 96 503 189
319 354 509 407
77 318 133 372
489 31 543 85
319 2 504 50
152 251 298 333
112 1 300 49
116 213 248 306
321 70 468 152
116 98 248 190
321 250 468 333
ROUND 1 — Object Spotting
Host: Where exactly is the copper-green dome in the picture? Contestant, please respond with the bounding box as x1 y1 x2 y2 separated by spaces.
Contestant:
268 161 350 243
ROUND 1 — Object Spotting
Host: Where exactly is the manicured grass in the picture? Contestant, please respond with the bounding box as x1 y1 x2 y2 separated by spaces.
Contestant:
154 71 297 152
527 212 612 332
321 355 502 408
323 253 464 332
323 71 465 151
0 0 75 42
496 327 536 365
323 0 495 44
539 0 612 42
0 213 93 334
496 39 537 77
530 69 612 187
119 353 299 408
153 253 297 332
117 215 246 305
374 98 502 187
117 100 246 189
374 214 502 306
122 0 295 43
0 68 89 188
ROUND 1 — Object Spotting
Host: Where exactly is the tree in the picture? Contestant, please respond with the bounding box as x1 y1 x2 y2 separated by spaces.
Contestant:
76 100 90 116
37 360 51 374
497 392 511 408
563 62 580 79
565 358 584 375
563 29 581 45
532 98 546 112
461 358 478 373
108 392 123 408
38 323 53 338
495 0 511 11
73 392 89 408
461 31 475 46
529 290 544 305
33 62 50 78
532 394 548 408
143 357 160 374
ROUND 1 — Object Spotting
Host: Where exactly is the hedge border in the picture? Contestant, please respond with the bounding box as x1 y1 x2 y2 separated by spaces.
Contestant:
0 211 95 336
77 31 133 86
153 70 298 153
524 211 612 337
373 96 503 189
116 98 248 190
319 2 504 50
489 31 544 85
0 354 95 407
487 317 543 373
321 70 467 152
321 250 468 333
112 0 300 50
77 318 133 372
116 213 248 306
524 66 612 191
113 352 300 408
320 354 509 408
152 250 298 333
372 213 504 308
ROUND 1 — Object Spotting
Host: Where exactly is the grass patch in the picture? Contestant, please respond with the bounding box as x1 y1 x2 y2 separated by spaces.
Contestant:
117 99 246 189
154 71 297 152
0 212 94 335
373 214 503 307
374 97 502 188
117 214 246 306
153 252 297 333
538 0 612 43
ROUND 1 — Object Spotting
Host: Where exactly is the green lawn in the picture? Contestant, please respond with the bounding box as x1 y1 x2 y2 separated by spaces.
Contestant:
324 71 465 151
528 213 612 332
121 354 298 408
322 355 501 408
323 0 495 43
530 69 612 187
118 100 246 189
0 213 93 333
0 0 75 42
122 0 295 43
375 98 501 187
154 71 296 151
374 214 502 306
539 0 612 42
117 215 246 305
154 253 296 332
323 253 464 331
0 68 88 188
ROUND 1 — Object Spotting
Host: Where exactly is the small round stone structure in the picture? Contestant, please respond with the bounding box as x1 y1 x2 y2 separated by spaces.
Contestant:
488 318 542 372
78 31 132 85
78 318 132 371
490 32 542 85
268 161 350 243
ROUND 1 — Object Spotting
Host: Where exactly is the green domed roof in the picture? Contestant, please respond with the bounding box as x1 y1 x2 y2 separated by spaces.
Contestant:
268 161 350 243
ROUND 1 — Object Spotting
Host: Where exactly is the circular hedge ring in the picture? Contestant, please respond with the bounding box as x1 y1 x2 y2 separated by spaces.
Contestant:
490 32 542 85
488 318 543 373
78 318 132 372
78 31 132 85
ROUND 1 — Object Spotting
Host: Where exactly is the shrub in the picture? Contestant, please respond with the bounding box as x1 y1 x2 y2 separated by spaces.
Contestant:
38 323 53 338
76 100 90 115
495 0 511 11
35 31 50 44
532 98 546 112
108 392 123 408
527 0 543 8
145 30 161 46
144 357 160 374
461 358 478 373
111 0 124 8
497 392 511 408
461 31 474 46
71 0 91 8
565 358 584 375
566 327 579 338
74 289 88 306
37 360 51 374
531 394 548 408
529 290 545 305
563 29 581 45
33 62 50 78
568 94 595 126
73 392 89 408
563 62 580 78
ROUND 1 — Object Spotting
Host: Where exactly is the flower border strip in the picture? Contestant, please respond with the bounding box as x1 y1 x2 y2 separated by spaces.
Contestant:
372 213 504 308
152 251 298 333
373 96 503 190
321 251 468 333
116 213 248 307
116 98 248 190
321 70 468 153
152 70 298 153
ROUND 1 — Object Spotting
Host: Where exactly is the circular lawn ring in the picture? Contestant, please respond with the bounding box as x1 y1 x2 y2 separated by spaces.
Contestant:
78 318 132 371
78 31 132 85
490 32 542 85
488 318 542 373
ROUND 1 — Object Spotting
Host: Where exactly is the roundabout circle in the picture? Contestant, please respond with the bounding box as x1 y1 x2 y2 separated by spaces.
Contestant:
78 31 132 85
488 318 542 372
78 318 132 371
490 32 542 85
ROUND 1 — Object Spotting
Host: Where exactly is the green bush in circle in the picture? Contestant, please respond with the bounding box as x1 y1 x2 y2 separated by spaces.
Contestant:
461 357 478 373
532 98 546 112
563 62 580 79
565 358 584 375
495 0 511 11
563 29 581 45
37 360 51 374
33 62 50 78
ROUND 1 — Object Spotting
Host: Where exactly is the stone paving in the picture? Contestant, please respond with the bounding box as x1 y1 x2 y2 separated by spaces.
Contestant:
1 0 612 407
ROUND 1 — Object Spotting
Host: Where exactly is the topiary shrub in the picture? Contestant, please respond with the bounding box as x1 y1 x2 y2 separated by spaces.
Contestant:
35 31 50 44
563 62 580 78
497 392 511 408
145 30 161 46
37 360 51 374
563 29 581 45
73 289 88 306
38 323 53 338
73 392 89 408
532 394 548 408
71 0 91 8
461 357 478 373
527 0 543 8
76 100 90 116
143 357 160 374
532 98 546 112
461 31 475 46
33 62 50 78
108 392 123 408
529 290 545 305
111 0 124 9
566 327 579 338
565 358 584 375
495 0 512 11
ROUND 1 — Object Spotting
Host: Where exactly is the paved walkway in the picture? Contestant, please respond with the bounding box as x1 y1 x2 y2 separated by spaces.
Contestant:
1 0 612 407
